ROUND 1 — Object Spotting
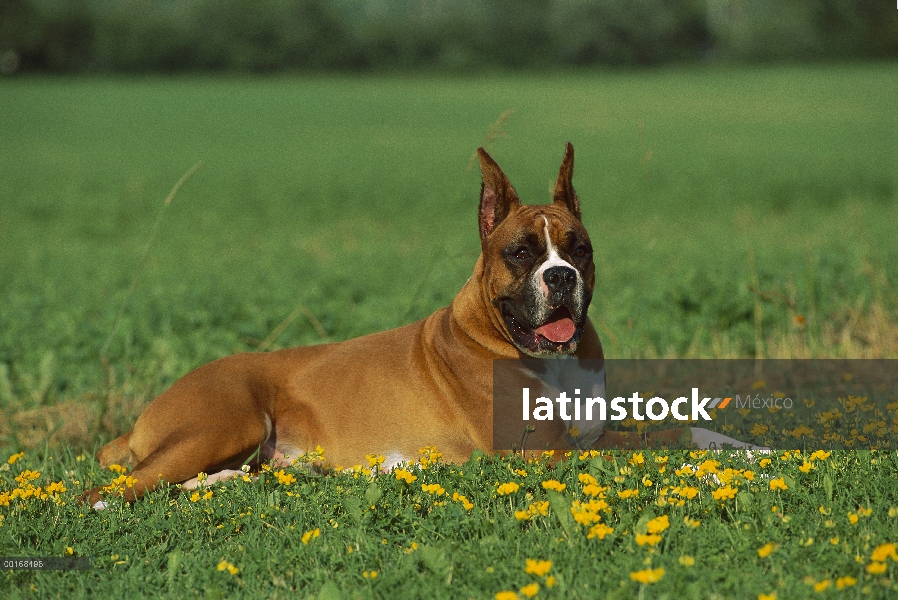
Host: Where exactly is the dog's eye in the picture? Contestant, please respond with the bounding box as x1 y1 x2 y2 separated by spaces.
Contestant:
573 245 590 258
514 247 531 260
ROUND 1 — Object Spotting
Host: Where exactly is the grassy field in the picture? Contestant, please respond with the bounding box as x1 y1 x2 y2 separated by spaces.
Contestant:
1 64 897 597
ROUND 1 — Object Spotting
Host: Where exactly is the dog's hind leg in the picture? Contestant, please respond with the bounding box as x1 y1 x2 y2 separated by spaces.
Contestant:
96 431 134 468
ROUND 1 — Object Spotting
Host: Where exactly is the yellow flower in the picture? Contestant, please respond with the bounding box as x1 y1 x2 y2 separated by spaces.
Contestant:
711 486 737 501
452 492 473 510
495 592 518 600
809 450 831 461
629 452 645 466
587 523 614 539
750 423 769 436
545 575 556 588
769 478 787 491
812 579 830 592
217 560 238 575
418 446 442 469
759 458 772 468
541 480 566 492
7 451 24 464
757 543 777 558
867 561 887 575
108 464 127 474
617 489 639 499
848 513 859 525
871 543 898 562
582 484 608 497
798 461 813 473
395 468 417 484
515 510 531 521
301 528 321 544
274 470 296 485
45 481 67 495
630 567 665 584
678 555 695 567
835 576 857 589
524 558 552 577
496 482 520 496
421 483 446 496
362 570 378 579
15 470 41 486
646 515 670 534
519 583 539 598
366 454 385 467
758 593 777 600
635 534 662 547
683 516 701 528
578 473 598 486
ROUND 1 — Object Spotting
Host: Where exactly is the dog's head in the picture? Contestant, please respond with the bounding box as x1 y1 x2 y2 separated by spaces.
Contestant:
478 143 594 357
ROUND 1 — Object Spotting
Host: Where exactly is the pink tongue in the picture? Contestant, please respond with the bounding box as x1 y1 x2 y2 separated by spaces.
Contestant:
534 317 576 343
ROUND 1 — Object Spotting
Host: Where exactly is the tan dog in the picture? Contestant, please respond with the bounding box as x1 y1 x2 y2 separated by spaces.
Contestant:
84 144 745 508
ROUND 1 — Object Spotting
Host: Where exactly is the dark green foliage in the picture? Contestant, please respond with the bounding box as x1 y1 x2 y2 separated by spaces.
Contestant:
1 0 896 74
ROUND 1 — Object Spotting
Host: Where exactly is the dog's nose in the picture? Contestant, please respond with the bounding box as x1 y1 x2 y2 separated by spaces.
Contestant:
543 266 577 294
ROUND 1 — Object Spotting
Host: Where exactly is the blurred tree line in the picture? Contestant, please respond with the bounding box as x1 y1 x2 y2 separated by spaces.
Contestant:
1 0 895 74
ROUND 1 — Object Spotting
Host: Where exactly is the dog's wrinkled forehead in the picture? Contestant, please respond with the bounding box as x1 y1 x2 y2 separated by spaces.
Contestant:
501 206 589 258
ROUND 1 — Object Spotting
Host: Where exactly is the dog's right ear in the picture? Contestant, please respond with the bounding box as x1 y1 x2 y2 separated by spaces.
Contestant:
477 148 520 244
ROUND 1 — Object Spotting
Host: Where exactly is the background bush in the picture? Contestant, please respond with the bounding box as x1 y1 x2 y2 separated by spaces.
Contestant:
1 0 896 74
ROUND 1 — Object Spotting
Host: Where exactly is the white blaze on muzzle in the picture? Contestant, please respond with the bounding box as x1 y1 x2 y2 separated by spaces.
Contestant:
533 216 579 295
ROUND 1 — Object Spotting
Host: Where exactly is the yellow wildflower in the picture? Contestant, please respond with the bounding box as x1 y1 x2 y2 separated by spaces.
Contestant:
678 555 695 567
587 523 614 539
395 468 417 484
421 483 446 496
758 543 777 558
524 558 552 577
630 567 665 584
867 561 887 574
496 482 520 496
646 515 670 534
711 486 737 501
452 492 474 510
519 583 539 598
217 560 238 575
769 478 787 491
7 452 24 464
835 576 857 589
871 543 898 562
541 480 566 492
635 533 662 547
301 528 321 544
683 516 701 528
274 470 296 485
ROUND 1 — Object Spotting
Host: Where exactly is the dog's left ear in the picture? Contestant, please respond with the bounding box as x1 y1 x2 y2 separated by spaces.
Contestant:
553 142 581 221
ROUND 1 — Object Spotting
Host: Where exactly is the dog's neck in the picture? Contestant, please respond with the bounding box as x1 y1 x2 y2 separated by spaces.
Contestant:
448 254 521 359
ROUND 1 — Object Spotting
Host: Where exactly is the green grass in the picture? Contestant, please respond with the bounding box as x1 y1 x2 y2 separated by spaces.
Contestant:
1 64 897 597
3 448 898 598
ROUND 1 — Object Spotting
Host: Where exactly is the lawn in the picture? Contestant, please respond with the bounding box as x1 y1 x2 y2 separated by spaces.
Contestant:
0 63 897 597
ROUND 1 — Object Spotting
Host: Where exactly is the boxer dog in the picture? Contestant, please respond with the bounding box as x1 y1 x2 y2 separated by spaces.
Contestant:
84 144 750 508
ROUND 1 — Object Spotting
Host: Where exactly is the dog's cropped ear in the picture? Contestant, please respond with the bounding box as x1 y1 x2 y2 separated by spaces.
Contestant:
553 142 581 221
478 148 520 243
